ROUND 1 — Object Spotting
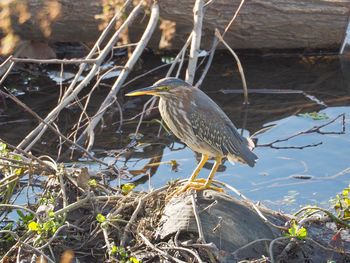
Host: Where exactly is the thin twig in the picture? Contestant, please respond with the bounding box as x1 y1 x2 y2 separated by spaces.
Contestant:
139 233 187 263
0 89 110 167
269 236 290 263
11 57 97 64
191 193 206 243
17 0 137 151
78 2 159 150
215 180 288 230
195 0 246 88
120 197 144 246
215 30 249 104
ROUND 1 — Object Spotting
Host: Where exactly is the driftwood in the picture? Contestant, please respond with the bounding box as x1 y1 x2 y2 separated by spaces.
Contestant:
7 0 350 50
152 190 350 263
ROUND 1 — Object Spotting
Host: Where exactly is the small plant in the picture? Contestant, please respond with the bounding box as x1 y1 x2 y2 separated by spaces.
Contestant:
27 211 63 239
286 220 308 240
334 186 350 221
88 179 98 187
96 213 107 223
110 244 141 263
122 183 136 195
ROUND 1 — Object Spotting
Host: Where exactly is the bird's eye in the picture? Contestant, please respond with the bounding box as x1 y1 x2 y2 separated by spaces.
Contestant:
157 86 170 91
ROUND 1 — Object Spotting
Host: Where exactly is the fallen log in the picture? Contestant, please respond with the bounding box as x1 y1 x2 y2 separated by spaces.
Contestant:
6 0 350 50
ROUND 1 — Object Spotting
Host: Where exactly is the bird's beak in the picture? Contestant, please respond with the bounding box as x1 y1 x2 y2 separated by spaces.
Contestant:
125 85 158 97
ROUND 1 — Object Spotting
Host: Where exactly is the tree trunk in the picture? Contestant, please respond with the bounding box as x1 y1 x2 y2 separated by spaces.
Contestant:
8 0 350 50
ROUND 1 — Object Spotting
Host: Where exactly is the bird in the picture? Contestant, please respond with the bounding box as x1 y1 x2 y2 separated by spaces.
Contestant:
126 77 258 194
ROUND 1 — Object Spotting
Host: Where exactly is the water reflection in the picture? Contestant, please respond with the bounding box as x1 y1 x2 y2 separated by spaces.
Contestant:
1 53 350 213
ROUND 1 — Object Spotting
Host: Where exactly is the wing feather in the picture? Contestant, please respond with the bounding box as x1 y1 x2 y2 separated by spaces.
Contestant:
188 89 258 166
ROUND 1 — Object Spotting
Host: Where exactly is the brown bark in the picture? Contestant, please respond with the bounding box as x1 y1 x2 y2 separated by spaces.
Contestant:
7 0 350 50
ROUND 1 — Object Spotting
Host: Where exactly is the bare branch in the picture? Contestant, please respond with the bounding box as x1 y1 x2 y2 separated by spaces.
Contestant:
185 0 204 84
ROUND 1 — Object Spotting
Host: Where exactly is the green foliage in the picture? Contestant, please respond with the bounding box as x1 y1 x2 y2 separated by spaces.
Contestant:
17 210 34 226
27 212 62 237
88 179 98 187
38 192 56 206
121 183 136 195
110 245 141 263
286 221 308 240
334 186 350 220
0 142 25 205
298 111 329 120
96 213 106 223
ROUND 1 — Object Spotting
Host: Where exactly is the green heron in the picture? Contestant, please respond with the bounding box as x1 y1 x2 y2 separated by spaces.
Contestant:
126 77 258 194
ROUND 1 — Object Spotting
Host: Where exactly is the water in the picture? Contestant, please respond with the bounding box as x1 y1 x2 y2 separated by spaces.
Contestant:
1 52 349 213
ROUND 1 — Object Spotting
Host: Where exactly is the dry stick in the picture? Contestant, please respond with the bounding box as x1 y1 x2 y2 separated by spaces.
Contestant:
17 0 137 152
58 169 68 220
139 233 187 263
61 0 133 102
0 90 110 167
36 223 84 250
195 0 246 88
166 33 193 77
0 61 15 86
185 0 204 85
215 29 249 104
191 193 206 243
120 197 144 247
232 238 273 257
122 63 170 87
11 57 98 64
102 227 113 256
269 236 290 263
0 139 52 171
0 231 55 263
164 246 204 263
71 66 122 145
78 3 159 151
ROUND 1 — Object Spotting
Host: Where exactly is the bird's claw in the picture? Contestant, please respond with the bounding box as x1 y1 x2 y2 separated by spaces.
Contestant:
167 179 224 200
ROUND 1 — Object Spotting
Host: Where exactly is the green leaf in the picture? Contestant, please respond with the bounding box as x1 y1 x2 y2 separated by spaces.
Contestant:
128 257 141 263
297 227 308 239
0 142 7 152
88 179 97 187
48 211 55 218
96 213 106 223
111 245 118 255
16 210 25 219
287 221 308 240
122 183 135 195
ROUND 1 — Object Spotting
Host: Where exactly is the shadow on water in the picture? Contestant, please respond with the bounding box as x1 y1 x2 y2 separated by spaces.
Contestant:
1 52 350 213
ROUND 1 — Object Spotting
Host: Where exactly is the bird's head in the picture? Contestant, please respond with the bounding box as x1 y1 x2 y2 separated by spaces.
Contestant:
126 77 192 98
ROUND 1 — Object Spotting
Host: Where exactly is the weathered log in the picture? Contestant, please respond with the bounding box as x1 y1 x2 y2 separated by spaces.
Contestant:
7 0 350 50
153 190 350 262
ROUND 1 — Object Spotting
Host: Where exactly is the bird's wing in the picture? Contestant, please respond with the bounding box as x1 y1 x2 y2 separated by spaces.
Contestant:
189 89 257 166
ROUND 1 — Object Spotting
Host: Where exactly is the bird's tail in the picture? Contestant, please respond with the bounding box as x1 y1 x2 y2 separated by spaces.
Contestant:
227 137 258 167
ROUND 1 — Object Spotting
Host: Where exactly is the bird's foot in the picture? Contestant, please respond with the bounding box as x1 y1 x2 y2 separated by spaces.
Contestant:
167 179 224 199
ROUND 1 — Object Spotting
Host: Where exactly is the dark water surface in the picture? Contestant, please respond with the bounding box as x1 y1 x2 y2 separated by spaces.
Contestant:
1 53 350 213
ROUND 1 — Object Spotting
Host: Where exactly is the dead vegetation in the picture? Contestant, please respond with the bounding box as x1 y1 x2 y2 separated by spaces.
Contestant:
0 0 350 262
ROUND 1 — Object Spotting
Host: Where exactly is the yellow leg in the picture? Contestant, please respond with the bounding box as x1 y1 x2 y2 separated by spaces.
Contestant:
170 156 223 196
193 156 222 190
188 154 209 182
